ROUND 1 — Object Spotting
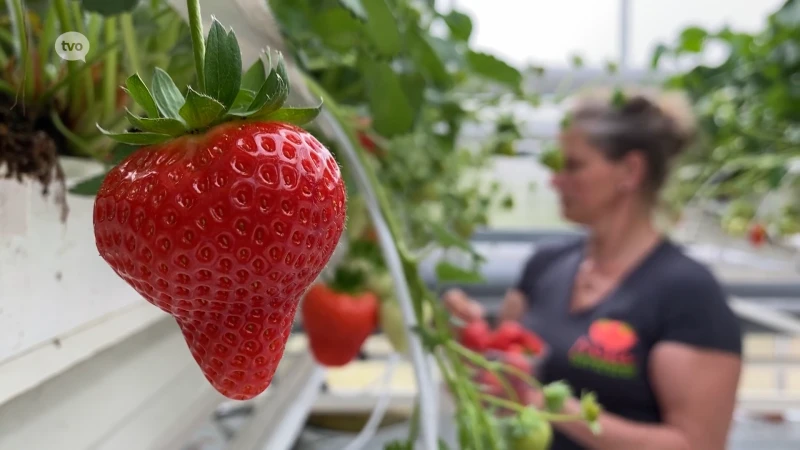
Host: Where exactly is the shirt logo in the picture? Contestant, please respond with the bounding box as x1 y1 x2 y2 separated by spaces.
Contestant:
568 319 638 378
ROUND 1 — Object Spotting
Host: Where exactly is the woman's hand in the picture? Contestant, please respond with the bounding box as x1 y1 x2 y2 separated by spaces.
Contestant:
442 288 484 323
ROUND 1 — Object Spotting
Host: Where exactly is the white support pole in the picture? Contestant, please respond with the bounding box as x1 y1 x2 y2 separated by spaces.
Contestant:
619 0 631 68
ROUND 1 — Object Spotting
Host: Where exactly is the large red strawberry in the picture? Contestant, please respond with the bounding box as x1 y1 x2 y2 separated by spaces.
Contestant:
301 283 378 366
93 15 346 400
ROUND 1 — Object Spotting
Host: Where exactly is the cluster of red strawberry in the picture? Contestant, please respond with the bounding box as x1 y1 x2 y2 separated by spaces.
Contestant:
460 319 545 356
459 319 546 408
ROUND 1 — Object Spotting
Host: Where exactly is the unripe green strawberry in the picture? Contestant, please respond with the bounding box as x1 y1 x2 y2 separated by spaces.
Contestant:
380 299 409 354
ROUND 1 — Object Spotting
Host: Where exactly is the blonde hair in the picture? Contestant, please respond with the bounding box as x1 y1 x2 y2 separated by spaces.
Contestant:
564 85 698 193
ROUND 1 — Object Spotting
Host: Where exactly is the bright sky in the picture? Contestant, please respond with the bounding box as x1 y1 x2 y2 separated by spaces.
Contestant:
452 0 786 68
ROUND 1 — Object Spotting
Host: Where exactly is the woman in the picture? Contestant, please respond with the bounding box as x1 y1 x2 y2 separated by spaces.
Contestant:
444 88 743 450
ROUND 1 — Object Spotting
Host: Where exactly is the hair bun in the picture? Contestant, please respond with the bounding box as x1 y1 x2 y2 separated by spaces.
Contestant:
652 90 697 143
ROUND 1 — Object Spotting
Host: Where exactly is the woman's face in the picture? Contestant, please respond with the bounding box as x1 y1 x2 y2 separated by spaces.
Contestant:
550 128 645 225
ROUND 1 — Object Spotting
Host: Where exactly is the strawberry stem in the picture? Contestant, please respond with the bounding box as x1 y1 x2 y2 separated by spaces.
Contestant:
447 340 541 388
186 0 206 92
328 265 367 296
480 394 583 423
102 18 117 119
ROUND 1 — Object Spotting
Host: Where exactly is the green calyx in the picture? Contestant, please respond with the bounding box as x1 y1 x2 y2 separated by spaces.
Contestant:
98 16 323 146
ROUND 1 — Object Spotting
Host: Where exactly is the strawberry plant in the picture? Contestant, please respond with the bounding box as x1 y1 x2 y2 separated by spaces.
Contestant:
654 0 800 245
0 0 193 218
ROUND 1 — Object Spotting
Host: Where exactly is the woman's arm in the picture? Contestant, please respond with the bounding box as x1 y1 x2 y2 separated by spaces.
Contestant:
547 343 741 450
442 287 528 323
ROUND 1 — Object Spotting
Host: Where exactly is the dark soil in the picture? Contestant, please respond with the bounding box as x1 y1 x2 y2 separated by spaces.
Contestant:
0 93 69 222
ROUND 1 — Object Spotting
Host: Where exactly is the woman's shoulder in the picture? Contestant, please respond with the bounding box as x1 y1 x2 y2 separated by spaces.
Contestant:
651 239 725 291
650 239 743 354
514 234 584 293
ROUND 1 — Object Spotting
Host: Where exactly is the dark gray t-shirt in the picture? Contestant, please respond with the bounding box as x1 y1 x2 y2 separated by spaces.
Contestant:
517 236 742 450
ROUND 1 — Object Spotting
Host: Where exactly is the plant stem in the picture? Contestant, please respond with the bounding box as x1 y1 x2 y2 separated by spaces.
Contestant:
5 0 34 101
448 341 543 389
103 18 118 119
50 110 97 157
120 13 140 75
479 394 584 423
450 343 518 402
479 393 521 413
37 5 57 86
186 0 206 92
70 1 94 118
497 361 542 389
39 36 122 105
53 0 77 107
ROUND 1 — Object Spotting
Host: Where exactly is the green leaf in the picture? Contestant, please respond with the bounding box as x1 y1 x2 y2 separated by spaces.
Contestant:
399 73 426 119
338 0 368 20
443 11 472 41
678 26 708 53
358 58 414 136
409 31 451 88
126 109 187 135
97 125 172 145
179 87 226 129
311 9 363 52
276 56 290 95
81 0 140 16
611 88 626 108
257 105 322 126
429 222 472 252
539 145 565 172
125 74 159 118
361 0 402 57
241 59 266 92
650 43 669 69
230 89 257 112
435 261 484 284
204 19 243 110
466 51 522 93
248 65 288 113
69 172 107 196
775 0 800 27
151 68 186 121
